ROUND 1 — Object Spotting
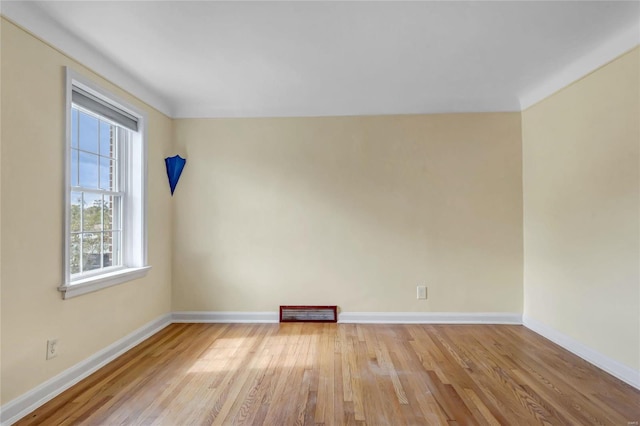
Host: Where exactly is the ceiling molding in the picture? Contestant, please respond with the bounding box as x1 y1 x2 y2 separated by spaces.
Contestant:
0 1 174 117
519 21 640 110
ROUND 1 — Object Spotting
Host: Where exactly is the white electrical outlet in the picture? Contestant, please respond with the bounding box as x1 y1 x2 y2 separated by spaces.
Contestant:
417 285 427 300
46 339 59 360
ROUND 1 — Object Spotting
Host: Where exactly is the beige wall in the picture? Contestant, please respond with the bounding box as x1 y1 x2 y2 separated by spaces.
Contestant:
522 47 640 371
172 114 523 313
0 19 173 403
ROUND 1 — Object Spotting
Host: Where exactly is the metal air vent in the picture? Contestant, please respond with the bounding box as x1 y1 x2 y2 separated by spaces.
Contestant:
279 305 337 323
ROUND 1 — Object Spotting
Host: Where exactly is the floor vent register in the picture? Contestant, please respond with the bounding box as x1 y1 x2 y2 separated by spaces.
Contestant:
279 305 338 323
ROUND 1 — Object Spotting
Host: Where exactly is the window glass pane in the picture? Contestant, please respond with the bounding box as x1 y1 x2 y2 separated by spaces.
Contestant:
99 157 115 191
78 111 99 154
79 151 99 188
70 233 81 274
103 195 114 231
103 231 114 267
70 149 79 187
112 132 119 160
70 191 82 232
82 193 102 233
99 121 113 157
82 233 101 272
71 109 78 148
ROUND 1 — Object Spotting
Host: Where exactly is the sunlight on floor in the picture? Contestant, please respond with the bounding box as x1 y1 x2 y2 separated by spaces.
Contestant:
186 333 314 373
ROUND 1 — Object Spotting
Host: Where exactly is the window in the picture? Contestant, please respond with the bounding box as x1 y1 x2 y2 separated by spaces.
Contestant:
59 68 149 299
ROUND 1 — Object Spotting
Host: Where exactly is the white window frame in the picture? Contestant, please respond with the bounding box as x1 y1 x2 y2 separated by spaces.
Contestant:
59 68 150 299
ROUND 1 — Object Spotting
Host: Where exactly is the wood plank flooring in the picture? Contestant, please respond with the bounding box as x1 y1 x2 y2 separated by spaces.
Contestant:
16 323 640 425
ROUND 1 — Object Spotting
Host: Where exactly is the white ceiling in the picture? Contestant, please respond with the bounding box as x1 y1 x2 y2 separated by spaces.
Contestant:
3 1 640 118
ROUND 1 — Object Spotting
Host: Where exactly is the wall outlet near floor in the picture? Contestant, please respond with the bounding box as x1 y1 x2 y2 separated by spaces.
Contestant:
46 339 59 360
417 285 427 300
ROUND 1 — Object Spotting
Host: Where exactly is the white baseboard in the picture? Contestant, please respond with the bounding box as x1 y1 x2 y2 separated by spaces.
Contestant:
0 313 172 426
338 311 522 324
171 311 522 325
172 311 279 323
523 315 640 390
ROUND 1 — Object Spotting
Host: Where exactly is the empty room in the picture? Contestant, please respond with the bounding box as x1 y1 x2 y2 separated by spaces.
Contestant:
1 1 639 425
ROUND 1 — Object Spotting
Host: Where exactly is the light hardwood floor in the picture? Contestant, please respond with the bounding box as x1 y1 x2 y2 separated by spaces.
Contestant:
16 323 640 425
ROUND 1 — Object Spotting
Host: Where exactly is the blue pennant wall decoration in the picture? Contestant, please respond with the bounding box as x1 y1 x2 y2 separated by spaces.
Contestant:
165 155 186 196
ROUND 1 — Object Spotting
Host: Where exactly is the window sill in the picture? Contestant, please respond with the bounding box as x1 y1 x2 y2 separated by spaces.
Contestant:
58 266 151 299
